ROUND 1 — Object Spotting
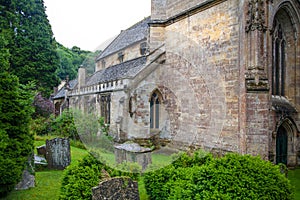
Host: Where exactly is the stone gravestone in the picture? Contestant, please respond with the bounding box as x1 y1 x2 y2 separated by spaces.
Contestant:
15 155 35 190
92 177 139 200
45 138 70 169
36 144 46 157
114 143 152 171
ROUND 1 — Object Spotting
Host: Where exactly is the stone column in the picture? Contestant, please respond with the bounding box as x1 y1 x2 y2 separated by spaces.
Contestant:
244 0 271 159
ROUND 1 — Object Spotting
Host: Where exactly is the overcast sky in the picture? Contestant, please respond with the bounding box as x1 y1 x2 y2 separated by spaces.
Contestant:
43 0 151 51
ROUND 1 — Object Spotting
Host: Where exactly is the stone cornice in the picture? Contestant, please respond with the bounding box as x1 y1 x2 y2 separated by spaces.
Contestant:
149 0 228 27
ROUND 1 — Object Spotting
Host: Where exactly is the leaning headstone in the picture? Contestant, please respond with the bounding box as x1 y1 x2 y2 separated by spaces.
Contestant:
45 138 70 169
15 155 35 190
114 143 152 170
36 144 46 157
92 177 139 200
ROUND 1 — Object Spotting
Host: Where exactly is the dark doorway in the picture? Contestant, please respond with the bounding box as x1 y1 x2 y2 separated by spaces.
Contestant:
276 125 288 165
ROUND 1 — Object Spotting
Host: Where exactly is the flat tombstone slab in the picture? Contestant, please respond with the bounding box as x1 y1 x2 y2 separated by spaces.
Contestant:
92 177 139 200
114 143 152 170
46 138 70 170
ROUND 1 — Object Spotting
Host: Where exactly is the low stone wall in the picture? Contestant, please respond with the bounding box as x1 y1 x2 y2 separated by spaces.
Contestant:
92 177 139 200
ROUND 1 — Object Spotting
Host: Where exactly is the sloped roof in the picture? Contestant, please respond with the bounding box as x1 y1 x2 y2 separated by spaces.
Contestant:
86 56 147 86
53 79 78 99
96 17 150 60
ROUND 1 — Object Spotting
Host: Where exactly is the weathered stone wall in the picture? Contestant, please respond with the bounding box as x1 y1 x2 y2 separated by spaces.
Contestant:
152 0 212 20
147 0 241 151
110 90 128 140
166 0 210 19
245 93 269 158
96 41 147 71
151 0 166 21
149 26 165 51
65 0 300 165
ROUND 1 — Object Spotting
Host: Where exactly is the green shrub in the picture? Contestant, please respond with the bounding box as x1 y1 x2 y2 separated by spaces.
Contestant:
188 153 293 200
144 152 294 200
110 161 142 181
51 110 78 140
60 154 141 200
59 154 104 200
144 165 177 200
171 149 212 168
70 139 86 150
30 116 53 136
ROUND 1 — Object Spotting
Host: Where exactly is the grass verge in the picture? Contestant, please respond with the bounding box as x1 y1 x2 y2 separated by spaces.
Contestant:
1 139 89 200
288 168 300 199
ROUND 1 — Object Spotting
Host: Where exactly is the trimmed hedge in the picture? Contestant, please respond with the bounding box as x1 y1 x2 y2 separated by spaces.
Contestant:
144 152 294 200
59 154 141 200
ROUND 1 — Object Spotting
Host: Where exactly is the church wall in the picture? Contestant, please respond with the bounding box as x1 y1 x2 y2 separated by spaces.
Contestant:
157 0 241 151
110 90 129 140
245 93 270 159
127 80 156 139
96 40 147 71
166 0 212 20
265 0 300 165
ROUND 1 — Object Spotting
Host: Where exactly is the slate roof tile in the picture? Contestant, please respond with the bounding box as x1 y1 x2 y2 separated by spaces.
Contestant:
86 56 147 86
53 79 78 99
96 17 150 60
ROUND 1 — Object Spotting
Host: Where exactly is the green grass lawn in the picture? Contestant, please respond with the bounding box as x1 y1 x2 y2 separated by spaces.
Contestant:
3 138 299 200
288 168 300 199
1 140 89 200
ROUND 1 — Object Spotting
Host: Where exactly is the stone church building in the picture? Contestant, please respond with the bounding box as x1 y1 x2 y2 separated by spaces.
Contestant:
53 0 300 166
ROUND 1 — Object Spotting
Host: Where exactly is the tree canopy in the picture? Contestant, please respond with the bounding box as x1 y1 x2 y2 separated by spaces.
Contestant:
56 44 98 81
0 27 35 196
5 0 59 97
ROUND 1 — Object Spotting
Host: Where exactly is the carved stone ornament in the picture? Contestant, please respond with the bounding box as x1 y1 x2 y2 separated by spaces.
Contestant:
245 0 268 32
245 65 269 91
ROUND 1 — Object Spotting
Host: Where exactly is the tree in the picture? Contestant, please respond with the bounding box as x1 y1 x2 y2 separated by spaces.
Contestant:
8 0 59 97
0 30 34 196
55 44 95 80
82 50 100 75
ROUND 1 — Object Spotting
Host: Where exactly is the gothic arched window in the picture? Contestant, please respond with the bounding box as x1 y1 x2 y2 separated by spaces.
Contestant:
150 90 162 129
272 21 286 96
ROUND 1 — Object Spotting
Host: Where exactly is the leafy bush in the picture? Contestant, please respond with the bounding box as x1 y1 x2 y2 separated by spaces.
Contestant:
32 93 54 118
187 154 293 200
144 150 211 200
51 110 78 140
30 116 53 136
59 155 105 200
110 161 142 181
60 154 141 200
144 152 294 200
170 149 212 168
